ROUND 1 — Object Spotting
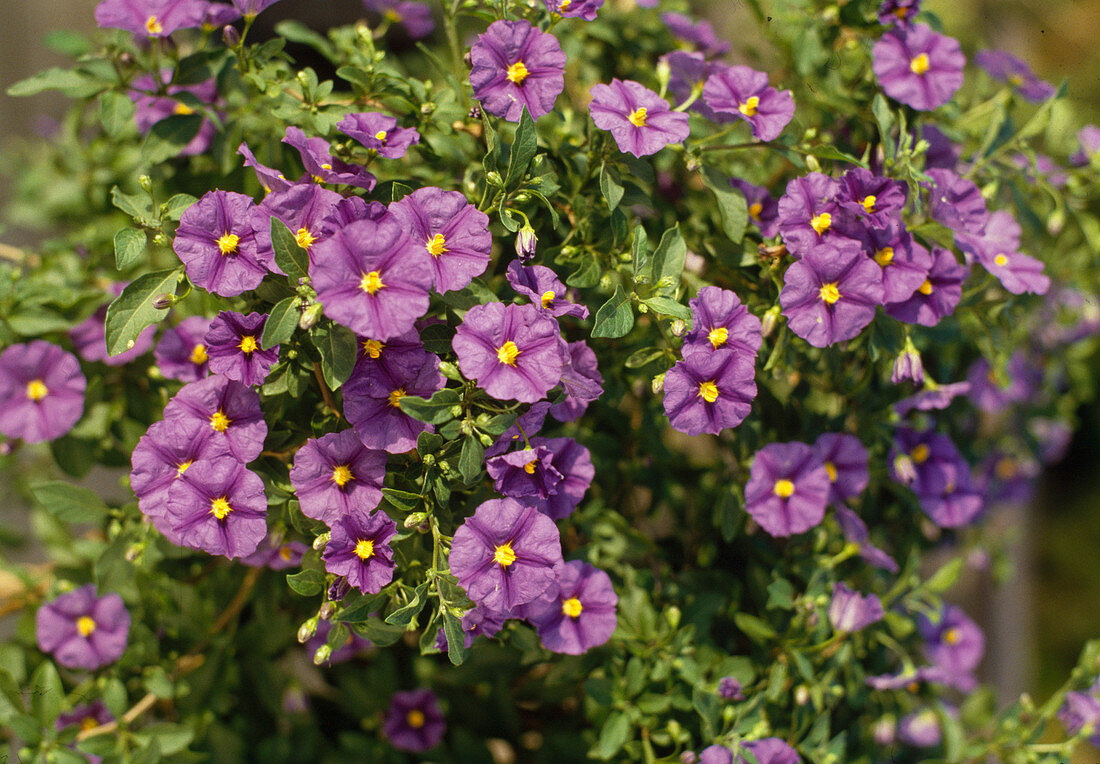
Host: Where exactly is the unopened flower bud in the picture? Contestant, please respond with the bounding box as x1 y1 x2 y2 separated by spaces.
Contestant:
892 339 923 385
297 616 319 643
873 716 897 746
326 578 351 602
670 319 688 337
794 685 811 706
680 752 698 764
468 105 482 120
438 361 462 380
463 50 472 67
124 544 143 562
299 301 323 331
222 24 240 47
296 70 311 89
152 293 175 311
665 605 681 629
479 432 494 447
806 154 822 173
138 174 152 192
404 512 428 528
760 305 781 338
717 676 744 701
513 226 537 261
485 171 503 187
319 601 336 620
153 232 170 246
651 373 665 395
312 645 332 665
313 532 330 551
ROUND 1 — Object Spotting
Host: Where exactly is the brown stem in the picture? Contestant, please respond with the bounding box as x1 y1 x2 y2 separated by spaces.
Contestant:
312 363 341 419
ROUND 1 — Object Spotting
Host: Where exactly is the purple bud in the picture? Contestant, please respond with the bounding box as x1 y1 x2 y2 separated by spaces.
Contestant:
326 577 351 602
223 25 241 46
892 341 924 385
468 105 482 120
717 676 744 701
152 293 175 310
515 226 538 261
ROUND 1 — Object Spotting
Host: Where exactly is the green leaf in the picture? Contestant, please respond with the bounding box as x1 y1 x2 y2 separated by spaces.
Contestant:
7 67 103 98
692 687 720 739
481 112 501 173
458 434 484 484
99 91 135 138
804 143 868 166
416 432 444 455
1015 79 1068 142
504 106 538 189
141 114 204 164
385 583 429 627
352 617 406 646
113 228 146 271
872 94 895 160
381 488 421 511
286 569 325 597
29 661 62 727
591 285 634 339
703 168 748 244
441 608 467 666
271 218 308 279
391 181 413 202
641 296 691 321
926 557 963 593
104 268 181 357
624 347 666 369
734 612 777 643
631 224 650 282
600 164 625 212
30 481 108 523
160 193 198 222
261 297 299 350
311 323 356 390
133 723 194 756
397 388 461 424
110 185 153 221
592 712 631 760
651 225 686 294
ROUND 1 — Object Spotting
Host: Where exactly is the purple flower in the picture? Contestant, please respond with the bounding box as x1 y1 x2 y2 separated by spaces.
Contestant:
201 3 241 27
383 689 446 752
524 560 617 655
898 709 941 747
289 429 387 526
663 51 733 124
661 12 730 58
836 168 907 227
1071 125 1100 167
544 0 602 19
813 433 869 506
526 436 594 520
780 242 884 348
1059 691 1100 739
550 341 603 422
362 0 435 39
155 316 213 382
835 507 899 573
487 446 562 499
967 354 1036 413
828 583 884 632
57 700 112 732
699 746 732 764
174 190 272 297
389 187 492 293
894 381 971 417
872 24 965 111
892 341 924 385
351 327 430 381
889 428 983 528
588 79 690 158
884 247 968 327
281 127 376 190
506 261 589 319
238 141 294 194
682 286 762 362
434 605 508 651
956 210 1050 295
342 351 445 453
449 498 564 611
204 311 278 387
95 0 205 38
167 457 268 558
71 287 156 367
36 585 130 671
731 179 780 238
1010 153 1068 189
776 173 849 257
921 124 960 169
240 537 308 570
920 605 984 675
924 168 989 234
702 66 795 142
130 72 218 157
878 0 920 27
310 215 433 341
231 0 284 17
975 49 1056 103
857 224 932 304
487 401 551 458
0 340 86 444
978 451 1039 506
453 302 564 404
470 20 565 122
322 510 396 594
717 676 744 701
251 182 344 261
745 442 830 537
739 738 801 764
338 112 420 159
163 374 268 462
663 348 756 436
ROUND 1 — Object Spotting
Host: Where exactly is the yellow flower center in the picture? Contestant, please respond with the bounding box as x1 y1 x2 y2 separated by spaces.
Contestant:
810 212 832 235
739 96 760 117
332 464 354 487
541 290 556 309
707 327 729 349
825 462 838 482
217 233 240 256
698 380 719 403
493 543 517 567
176 460 192 477
523 460 538 475
562 597 584 618
374 130 388 142
355 539 375 560
426 233 447 257
239 335 258 354
910 53 930 75
861 195 877 213
497 340 521 366
994 253 1009 267
173 102 194 116
388 388 406 408
558 0 572 9
748 202 763 220
506 61 529 85
628 107 648 127
278 545 294 561
321 164 332 171
917 278 933 295
190 343 208 365
996 457 1018 480
773 478 795 498
363 339 385 359
360 271 385 295
943 627 961 645
210 497 233 520
145 15 163 35
295 227 316 250
406 709 426 729
819 283 841 304
911 444 930 464
312 175 325 184
76 615 97 637
25 379 48 401
80 717 99 732
210 410 231 432
874 247 895 267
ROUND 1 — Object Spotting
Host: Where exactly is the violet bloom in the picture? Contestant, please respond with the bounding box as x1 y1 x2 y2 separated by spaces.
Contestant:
739 738 801 764
967 355 1035 413
251 182 344 261
167 457 268 558
717 677 744 701
35 585 130 671
920 606 984 675
0 340 86 444
893 381 971 417
309 215 433 341
240 537 308 570
975 49 1055 103
389 187 492 293
453 302 564 404
351 327 430 382
487 401 551 459
322 510 397 594
506 261 589 319
829 583 884 633
1059 691 1100 739
342 351 445 453
204 311 278 387
1071 125 1100 166
174 190 271 297
898 709 941 747
731 179 780 238
878 0 920 27
449 498 564 611
57 701 112 733
956 210 1050 295
289 429 387 526
834 507 899 573
338 112 420 159
524 560 617 655
526 436 594 520
163 374 268 462
588 79 690 158
470 20 565 122
544 0 602 20
551 341 603 422
434 604 508 651
889 428 983 527
663 51 735 124
383 689 446 752
872 24 965 111
780 242 884 348
921 124 960 170
700 747 732 764
776 173 849 257
130 73 218 157
836 168 907 227
682 286 763 362
362 0 435 39
703 66 795 142
281 127 376 190
744 442 830 537
487 446 562 499
892 341 924 385
231 0 284 17
924 168 989 234
95 0 205 39
885 247 968 327
857 223 932 304
155 316 213 382
661 12 730 58
813 433 869 506
663 348 756 437
238 142 294 194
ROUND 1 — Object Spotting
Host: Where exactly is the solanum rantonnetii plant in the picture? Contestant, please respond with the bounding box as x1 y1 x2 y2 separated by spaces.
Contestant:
1 0 1099 761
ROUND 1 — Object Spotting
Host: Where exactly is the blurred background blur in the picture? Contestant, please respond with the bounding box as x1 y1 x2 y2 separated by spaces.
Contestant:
0 0 1097 757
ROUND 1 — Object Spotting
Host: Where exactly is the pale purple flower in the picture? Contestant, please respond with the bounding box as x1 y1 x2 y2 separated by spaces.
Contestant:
173 190 272 297
740 738 801 764
130 72 217 157
892 341 924 385
663 348 756 436
95 0 205 39
872 24 965 111
589 79 690 158
251 181 344 261
829 583 884 632
661 12 730 57
813 433 869 506
322 510 397 594
924 168 989 234
282 127 376 190
342 351 445 453
506 261 589 319
162 374 268 462
682 286 762 362
362 0 435 39
780 242 884 348
776 173 850 257
338 112 420 158
889 428 983 527
389 187 492 293
289 429 387 526
884 247 968 327
470 20 566 122
744 442 830 537
893 381 971 417
0 341 86 444
231 0 284 17
36 585 130 671
975 49 1056 103
921 124 960 170
238 141 294 194
956 210 1050 295
835 507 899 572
702 66 795 142
524 560 617 654
898 709 941 747
204 311 278 387
544 0 602 20
166 457 269 558
550 341 603 422
155 316 213 382
731 178 780 238
240 537 307 570
919 605 984 675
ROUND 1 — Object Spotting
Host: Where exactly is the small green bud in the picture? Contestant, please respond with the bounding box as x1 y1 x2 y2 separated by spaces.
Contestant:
665 606 682 629
794 685 810 706
450 405 463 418
806 154 822 173
297 616 319 643
479 432 494 447
299 301 324 331
486 171 503 187
651 373 665 395
670 319 687 337
313 645 332 665
404 512 428 528
438 361 462 380
313 532 330 551
319 602 335 620
139 174 152 192
153 232 170 247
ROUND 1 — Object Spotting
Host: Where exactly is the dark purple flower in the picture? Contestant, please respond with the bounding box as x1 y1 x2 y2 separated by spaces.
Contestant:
470 20 565 122
780 242 884 348
240 537 308 570
486 401 551 459
449 498 563 611
682 286 762 362
57 700 112 733
544 0 602 19
290 429 387 526
924 168 989 234
526 436 594 520
966 354 1035 413
36 585 130 671
95 0 205 38
487 446 562 499
920 605 984 675
956 210 1050 295
878 0 920 27
322 510 396 594
281 127 376 190
702 66 795 142
920 124 960 169
351 327 430 381
745 442 830 537
589 79 690 158
889 428 983 528
389 187 492 293
167 457 268 558
731 178 780 238
524 560 617 654
776 173 849 257
309 215 433 341
251 181 344 261
174 190 272 297
130 72 218 157
362 0 435 39
828 583 884 632
739 738 801 764
0 340 86 444
663 348 756 436
338 112 420 159
434 605 508 651
836 168 907 227
163 374 268 462
204 311 279 387
71 287 156 367
898 709 941 747
661 12 730 57
872 24 965 111
857 224 932 304
383 689 446 752
238 141 294 194
342 351 445 453
892 341 924 385
453 302 564 404
975 49 1056 103
835 506 899 572
884 246 968 327
813 433 869 506
893 381 971 417
717 676 744 701
155 316 213 382
550 341 603 422
506 261 589 319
